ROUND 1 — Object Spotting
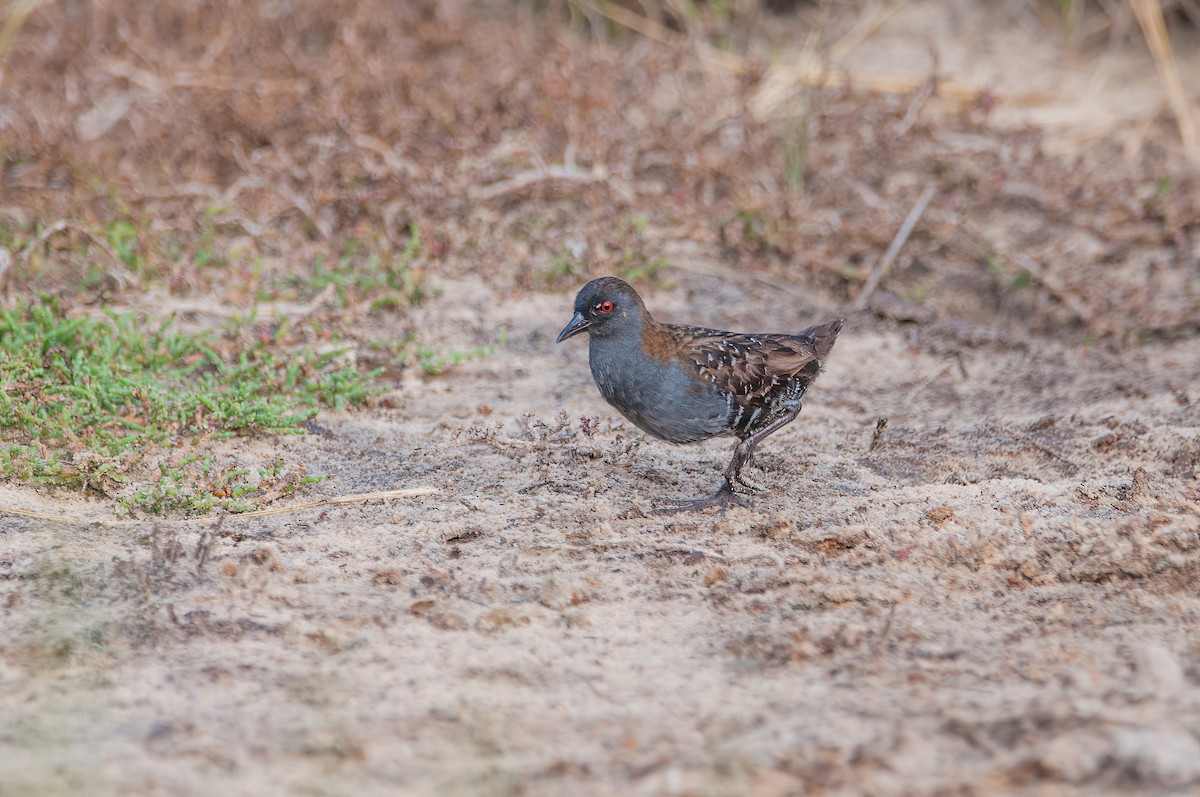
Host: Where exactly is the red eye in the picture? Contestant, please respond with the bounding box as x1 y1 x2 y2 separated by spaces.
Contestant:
597 301 614 314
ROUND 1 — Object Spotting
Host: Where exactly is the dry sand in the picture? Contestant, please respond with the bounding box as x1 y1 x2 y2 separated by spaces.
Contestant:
3 266 1199 796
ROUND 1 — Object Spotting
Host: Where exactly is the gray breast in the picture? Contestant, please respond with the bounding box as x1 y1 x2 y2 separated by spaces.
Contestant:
587 335 730 444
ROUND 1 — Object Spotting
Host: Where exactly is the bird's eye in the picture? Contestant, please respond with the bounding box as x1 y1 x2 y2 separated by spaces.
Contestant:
596 301 614 314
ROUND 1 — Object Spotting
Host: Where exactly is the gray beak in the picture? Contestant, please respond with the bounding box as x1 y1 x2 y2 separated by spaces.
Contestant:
556 311 590 343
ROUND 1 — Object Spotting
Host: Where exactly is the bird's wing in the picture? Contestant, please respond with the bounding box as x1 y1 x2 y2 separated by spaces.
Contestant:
665 325 821 408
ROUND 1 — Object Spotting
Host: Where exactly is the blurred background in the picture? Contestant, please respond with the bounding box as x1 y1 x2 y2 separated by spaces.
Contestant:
2 0 1197 344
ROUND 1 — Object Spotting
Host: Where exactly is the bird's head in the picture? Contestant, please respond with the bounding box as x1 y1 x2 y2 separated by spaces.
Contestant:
555 276 646 343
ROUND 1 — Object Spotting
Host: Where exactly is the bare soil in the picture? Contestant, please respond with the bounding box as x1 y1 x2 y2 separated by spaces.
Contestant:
2 2 1200 795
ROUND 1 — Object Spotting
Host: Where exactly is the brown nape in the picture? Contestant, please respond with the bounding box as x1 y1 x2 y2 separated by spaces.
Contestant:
638 310 685 365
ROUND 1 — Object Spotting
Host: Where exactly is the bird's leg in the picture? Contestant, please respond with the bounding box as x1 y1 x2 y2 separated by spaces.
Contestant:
655 405 803 515
724 405 801 472
725 438 760 491
725 405 802 490
727 436 770 491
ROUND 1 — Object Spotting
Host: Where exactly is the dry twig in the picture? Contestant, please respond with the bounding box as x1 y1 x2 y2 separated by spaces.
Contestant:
218 487 440 518
1129 0 1200 163
469 163 627 202
0 506 70 522
829 0 911 63
854 184 936 311
869 418 889 452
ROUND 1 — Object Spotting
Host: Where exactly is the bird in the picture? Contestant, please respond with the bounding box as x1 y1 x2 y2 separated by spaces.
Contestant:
556 276 844 512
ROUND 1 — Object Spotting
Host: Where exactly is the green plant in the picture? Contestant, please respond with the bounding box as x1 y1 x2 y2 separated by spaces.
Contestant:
417 332 508 376
619 253 668 284
296 225 426 308
535 242 587 288
907 278 935 303
614 215 672 287
190 205 227 270
721 208 784 253
104 219 142 270
0 298 378 514
782 111 810 192
116 454 324 516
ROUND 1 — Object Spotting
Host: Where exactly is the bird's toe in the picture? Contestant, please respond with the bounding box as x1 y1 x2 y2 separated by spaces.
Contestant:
652 479 749 515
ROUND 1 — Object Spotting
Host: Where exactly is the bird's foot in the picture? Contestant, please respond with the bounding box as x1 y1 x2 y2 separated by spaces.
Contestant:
653 479 750 515
733 471 764 492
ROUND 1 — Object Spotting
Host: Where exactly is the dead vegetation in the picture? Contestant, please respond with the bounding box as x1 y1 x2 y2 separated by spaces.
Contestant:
2 1 1198 343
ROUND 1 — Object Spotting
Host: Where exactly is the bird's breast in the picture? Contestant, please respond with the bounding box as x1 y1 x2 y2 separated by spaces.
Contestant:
587 337 730 444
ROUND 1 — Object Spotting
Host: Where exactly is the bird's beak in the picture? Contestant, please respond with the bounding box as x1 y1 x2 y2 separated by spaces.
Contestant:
556 311 591 343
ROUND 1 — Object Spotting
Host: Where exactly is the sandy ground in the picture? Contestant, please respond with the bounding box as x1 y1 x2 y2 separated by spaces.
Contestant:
3 1 1200 795
3 264 1199 796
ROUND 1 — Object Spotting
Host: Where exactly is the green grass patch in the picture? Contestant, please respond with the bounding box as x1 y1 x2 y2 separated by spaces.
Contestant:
288 225 427 308
417 332 508 376
119 454 325 516
0 299 378 515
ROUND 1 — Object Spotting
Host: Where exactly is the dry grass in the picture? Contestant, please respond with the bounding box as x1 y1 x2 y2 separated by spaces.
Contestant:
1129 0 1200 163
1 0 1197 344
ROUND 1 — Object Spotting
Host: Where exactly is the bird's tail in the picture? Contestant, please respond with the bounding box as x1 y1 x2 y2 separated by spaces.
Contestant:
798 317 845 362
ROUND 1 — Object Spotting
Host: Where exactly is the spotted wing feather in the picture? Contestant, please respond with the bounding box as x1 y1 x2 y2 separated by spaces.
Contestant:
664 325 821 409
